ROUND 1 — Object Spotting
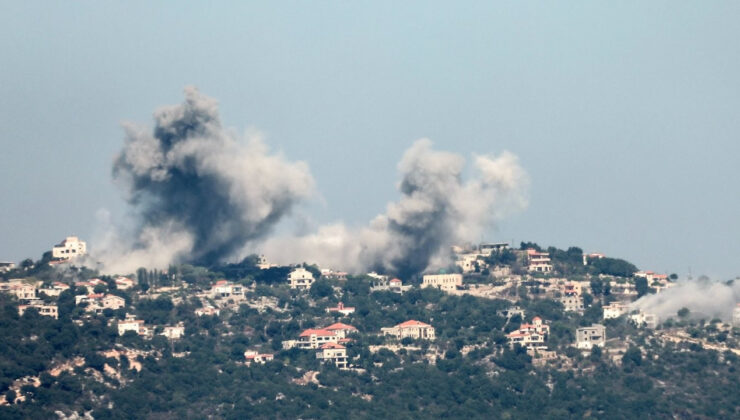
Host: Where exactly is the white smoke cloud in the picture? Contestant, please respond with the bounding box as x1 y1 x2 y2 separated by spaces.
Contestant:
631 278 740 321
258 138 529 278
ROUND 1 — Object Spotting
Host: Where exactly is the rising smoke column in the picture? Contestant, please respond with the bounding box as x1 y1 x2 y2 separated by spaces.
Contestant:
259 139 528 278
107 87 313 270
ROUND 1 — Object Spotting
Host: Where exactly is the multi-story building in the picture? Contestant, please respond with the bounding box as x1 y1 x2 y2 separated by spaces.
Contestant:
282 325 352 350
560 294 584 313
576 324 606 349
629 312 659 329
421 273 463 292
38 282 70 297
209 280 245 301
506 317 550 349
603 302 627 319
102 294 126 310
288 267 315 290
18 303 58 319
316 343 348 368
526 249 553 273
381 320 436 340
52 236 87 260
118 316 145 336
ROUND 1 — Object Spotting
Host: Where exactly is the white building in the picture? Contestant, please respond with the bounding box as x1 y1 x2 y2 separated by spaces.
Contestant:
526 249 553 273
506 317 550 349
161 325 185 340
52 236 87 260
118 317 145 336
381 320 436 340
244 350 274 366
316 343 348 368
421 273 463 292
326 302 355 316
18 303 58 319
0 262 15 273
629 312 659 329
209 280 245 301
603 302 627 320
576 324 606 349
733 304 740 327
288 267 315 290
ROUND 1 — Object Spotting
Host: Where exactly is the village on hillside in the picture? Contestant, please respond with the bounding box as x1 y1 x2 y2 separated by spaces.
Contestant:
1 235 739 418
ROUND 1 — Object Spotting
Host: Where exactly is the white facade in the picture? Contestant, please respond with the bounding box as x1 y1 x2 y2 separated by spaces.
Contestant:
527 249 553 273
629 312 659 329
381 320 436 340
421 273 462 291
161 325 185 340
316 343 348 368
244 351 274 365
52 236 87 260
210 280 245 301
118 319 144 336
603 303 626 320
288 267 315 290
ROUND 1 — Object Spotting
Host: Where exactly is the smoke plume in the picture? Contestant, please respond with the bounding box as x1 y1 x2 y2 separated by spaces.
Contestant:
259 139 528 279
631 277 740 321
100 87 313 272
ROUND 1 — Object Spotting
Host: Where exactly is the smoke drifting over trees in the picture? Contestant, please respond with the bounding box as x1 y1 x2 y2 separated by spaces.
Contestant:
260 139 529 279
98 87 314 273
631 278 740 321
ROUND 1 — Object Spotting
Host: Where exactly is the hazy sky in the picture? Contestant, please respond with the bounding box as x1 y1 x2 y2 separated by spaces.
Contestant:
1 2 738 279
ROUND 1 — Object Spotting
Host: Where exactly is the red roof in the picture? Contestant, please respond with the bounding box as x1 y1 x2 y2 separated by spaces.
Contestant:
320 342 345 349
396 320 432 328
325 322 357 331
299 328 335 337
215 280 229 286
390 278 402 284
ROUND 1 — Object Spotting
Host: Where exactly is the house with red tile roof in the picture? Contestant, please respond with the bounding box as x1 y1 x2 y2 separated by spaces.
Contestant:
506 316 550 349
282 322 358 350
244 350 274 366
381 320 435 340
326 302 355 316
316 342 348 368
324 322 358 338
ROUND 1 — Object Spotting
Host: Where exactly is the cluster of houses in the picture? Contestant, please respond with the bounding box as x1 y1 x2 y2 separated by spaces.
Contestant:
277 319 436 369
117 314 185 340
0 235 704 375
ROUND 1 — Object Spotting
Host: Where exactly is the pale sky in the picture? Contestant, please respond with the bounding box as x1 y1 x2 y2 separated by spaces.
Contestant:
1 2 738 279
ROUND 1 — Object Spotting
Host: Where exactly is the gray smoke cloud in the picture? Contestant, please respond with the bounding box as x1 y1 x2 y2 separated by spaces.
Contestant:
98 87 314 273
258 139 528 278
631 278 740 321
